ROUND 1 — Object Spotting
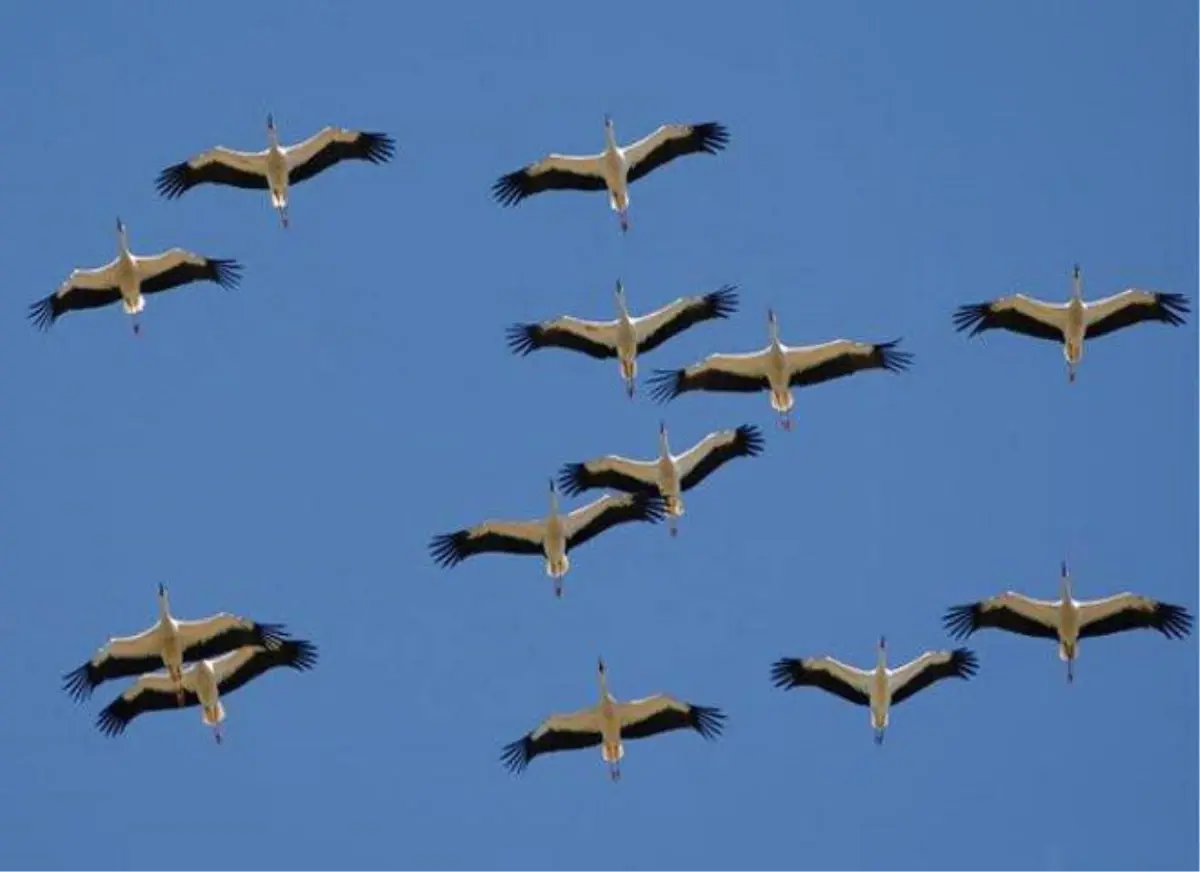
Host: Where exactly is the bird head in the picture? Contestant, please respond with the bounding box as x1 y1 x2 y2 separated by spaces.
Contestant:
597 656 606 675
878 634 887 651
266 113 275 131
157 582 166 597
603 113 613 129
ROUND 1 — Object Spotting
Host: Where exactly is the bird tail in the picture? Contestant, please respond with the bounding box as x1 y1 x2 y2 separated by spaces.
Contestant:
122 294 145 315
602 741 624 764
202 701 226 727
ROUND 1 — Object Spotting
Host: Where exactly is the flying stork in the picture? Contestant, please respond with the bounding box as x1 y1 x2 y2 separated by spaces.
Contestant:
770 637 979 745
155 114 396 228
95 639 318 743
428 480 666 597
506 280 739 398
28 218 243 336
557 421 764 536
63 584 294 706
952 264 1190 382
942 560 1194 683
646 308 914 430
501 657 726 780
492 115 730 232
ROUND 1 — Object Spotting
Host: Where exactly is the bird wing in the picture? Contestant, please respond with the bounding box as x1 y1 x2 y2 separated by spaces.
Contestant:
556 454 659 497
62 624 165 701
1075 593 1194 640
646 349 774 403
284 127 396 185
769 655 872 705
492 153 608 206
785 338 914 387
942 592 1061 640
952 293 1067 341
500 708 604 774
210 638 319 696
428 519 546 568
632 285 740 355
155 146 270 199
563 492 664 550
623 121 731 184
504 315 619 359
1082 289 1191 339
95 671 200 737
617 694 726 741
134 249 244 295
172 614 291 663
675 424 765 492
888 648 979 706
28 262 123 331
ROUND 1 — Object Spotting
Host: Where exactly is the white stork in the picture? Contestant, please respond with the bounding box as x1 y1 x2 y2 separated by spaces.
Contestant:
770 637 979 745
501 657 726 780
557 421 764 536
28 218 242 335
953 264 1190 382
492 115 730 232
943 560 1194 683
646 308 914 430
95 639 318 743
63 583 294 706
155 114 396 228
506 280 739 398
429 481 666 597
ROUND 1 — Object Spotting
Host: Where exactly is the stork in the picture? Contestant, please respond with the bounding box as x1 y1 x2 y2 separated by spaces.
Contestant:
95 639 318 743
770 637 979 745
28 218 242 335
646 309 913 430
63 584 294 706
557 421 764 536
428 480 666 597
155 114 396 228
952 264 1190 382
492 115 730 232
942 560 1194 683
506 280 739 398
501 657 726 780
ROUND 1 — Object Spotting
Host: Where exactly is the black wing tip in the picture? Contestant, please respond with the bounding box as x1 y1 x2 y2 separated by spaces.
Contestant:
429 530 467 568
154 161 192 199
61 665 96 702
287 638 320 671
1157 292 1192 325
645 368 684 404
690 704 728 740
632 491 669 522
95 709 130 738
941 604 980 640
1156 602 1194 639
254 621 293 646
556 462 588 497
491 169 529 207
504 323 538 356
499 737 532 774
358 131 397 163
210 258 245 290
953 647 981 678
693 121 731 153
877 338 914 373
952 302 991 336
27 295 57 332
735 423 766 456
768 657 804 690
706 284 740 317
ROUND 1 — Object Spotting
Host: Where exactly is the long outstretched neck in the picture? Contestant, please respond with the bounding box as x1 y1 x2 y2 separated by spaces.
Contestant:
116 220 130 257
876 636 887 674
658 422 670 459
597 659 610 702
768 310 782 348
157 586 172 624
603 115 617 151
1071 264 1083 302
548 479 559 518
266 114 280 149
1060 561 1072 602
615 281 630 320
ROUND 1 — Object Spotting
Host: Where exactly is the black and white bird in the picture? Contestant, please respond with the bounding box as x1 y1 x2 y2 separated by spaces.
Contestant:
943 561 1194 683
95 639 318 743
428 480 666 597
953 264 1190 383
28 218 242 335
63 584 294 706
557 421 764 536
492 115 730 232
501 657 726 780
770 637 979 745
506 280 739 398
155 114 396 228
646 308 913 430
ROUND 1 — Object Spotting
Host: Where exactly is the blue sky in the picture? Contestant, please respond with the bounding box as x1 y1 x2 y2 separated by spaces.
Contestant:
0 2 1195 869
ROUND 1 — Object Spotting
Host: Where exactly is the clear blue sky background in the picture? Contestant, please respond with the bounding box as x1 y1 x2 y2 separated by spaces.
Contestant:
0 2 1195 870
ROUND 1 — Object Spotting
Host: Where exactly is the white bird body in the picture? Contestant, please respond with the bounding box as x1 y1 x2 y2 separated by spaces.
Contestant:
647 309 914 430
501 658 726 779
771 638 979 744
943 561 1194 683
492 116 730 232
953 264 1191 382
558 423 764 536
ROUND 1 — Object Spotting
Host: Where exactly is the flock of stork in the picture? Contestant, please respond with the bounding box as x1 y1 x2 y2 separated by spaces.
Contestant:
44 113 1194 778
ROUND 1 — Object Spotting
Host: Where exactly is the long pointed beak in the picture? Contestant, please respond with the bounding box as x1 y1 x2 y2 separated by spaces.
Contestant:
597 656 606 673
1061 560 1068 577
